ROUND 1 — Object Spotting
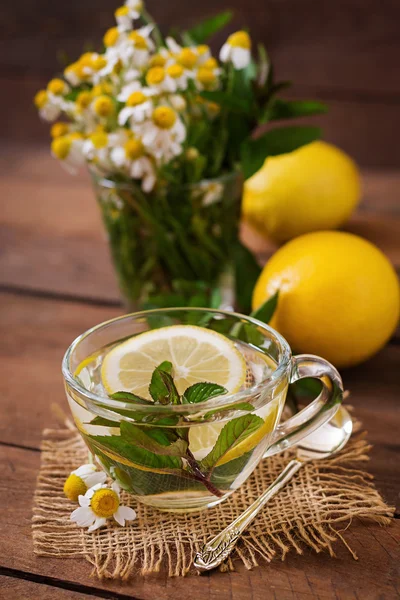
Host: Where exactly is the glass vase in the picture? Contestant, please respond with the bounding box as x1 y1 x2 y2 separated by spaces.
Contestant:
91 170 243 310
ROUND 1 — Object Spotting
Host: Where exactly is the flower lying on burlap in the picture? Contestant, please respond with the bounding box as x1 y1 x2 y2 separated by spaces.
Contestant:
71 482 137 532
63 464 107 502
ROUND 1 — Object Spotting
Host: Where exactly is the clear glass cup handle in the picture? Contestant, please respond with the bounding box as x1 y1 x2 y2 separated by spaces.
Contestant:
264 354 344 458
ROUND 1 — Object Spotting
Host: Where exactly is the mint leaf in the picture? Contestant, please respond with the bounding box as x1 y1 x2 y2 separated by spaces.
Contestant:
241 126 322 180
89 434 184 471
88 416 119 427
184 10 233 44
182 383 227 404
149 362 180 404
250 291 279 324
262 99 328 123
110 391 153 404
200 414 264 472
232 240 261 313
120 422 188 456
203 402 254 420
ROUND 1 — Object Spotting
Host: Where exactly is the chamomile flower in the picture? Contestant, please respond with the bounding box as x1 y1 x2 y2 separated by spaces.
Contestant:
47 78 70 97
91 95 116 119
136 105 186 164
50 122 71 139
168 94 187 112
64 464 107 502
71 482 136 532
145 64 189 93
195 58 221 91
34 90 61 122
114 5 135 31
82 129 115 172
111 136 156 191
199 181 224 207
124 0 143 19
51 133 85 173
118 89 155 126
166 38 211 69
219 31 252 69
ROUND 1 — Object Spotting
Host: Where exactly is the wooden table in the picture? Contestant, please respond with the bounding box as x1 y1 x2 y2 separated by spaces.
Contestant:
0 146 399 599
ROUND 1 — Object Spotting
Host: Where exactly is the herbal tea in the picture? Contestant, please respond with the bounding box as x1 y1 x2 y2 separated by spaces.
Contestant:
67 324 288 512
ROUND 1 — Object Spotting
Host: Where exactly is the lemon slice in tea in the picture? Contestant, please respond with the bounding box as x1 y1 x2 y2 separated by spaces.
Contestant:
101 324 247 399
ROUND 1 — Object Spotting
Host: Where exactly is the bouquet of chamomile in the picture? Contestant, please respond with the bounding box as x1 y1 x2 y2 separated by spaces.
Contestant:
34 1 326 310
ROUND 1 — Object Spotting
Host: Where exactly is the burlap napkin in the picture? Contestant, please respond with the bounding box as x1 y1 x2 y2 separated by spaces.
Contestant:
32 418 393 579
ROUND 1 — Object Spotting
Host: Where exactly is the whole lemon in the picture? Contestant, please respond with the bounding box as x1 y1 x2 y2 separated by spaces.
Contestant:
243 141 361 244
253 231 399 368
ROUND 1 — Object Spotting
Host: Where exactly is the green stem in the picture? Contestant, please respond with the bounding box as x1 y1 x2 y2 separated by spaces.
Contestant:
141 9 164 48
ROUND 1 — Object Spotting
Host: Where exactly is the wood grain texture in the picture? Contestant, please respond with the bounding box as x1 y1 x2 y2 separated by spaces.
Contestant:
0 576 105 600
0 146 399 303
0 444 399 600
1 0 399 95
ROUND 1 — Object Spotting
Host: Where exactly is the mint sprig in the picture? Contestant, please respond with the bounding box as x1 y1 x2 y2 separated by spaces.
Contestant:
89 362 259 497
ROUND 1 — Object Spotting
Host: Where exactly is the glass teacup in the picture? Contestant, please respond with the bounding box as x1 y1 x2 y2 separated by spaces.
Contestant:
62 308 343 512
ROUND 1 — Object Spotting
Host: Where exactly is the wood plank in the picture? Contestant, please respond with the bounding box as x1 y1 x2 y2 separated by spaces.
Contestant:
4 76 400 167
0 576 105 600
0 149 399 301
1 0 399 96
0 291 398 512
0 444 398 600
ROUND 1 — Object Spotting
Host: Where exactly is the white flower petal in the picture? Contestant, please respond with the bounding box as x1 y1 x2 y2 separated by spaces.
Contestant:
219 44 231 63
85 471 107 489
71 506 95 527
78 494 91 507
88 517 107 532
73 464 95 477
231 48 251 69
118 505 137 522
111 481 121 496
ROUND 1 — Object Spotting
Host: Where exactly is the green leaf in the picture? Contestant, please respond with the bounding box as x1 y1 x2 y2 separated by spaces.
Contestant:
88 416 119 427
250 291 279 324
110 391 153 405
120 422 188 456
149 362 180 405
232 241 261 313
200 91 251 113
182 383 227 404
89 434 184 471
203 402 254 420
184 10 233 44
262 99 328 123
241 126 322 180
200 414 264 472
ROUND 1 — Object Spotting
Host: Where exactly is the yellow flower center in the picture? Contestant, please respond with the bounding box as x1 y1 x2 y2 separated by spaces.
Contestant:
34 90 48 109
129 31 147 49
76 91 93 110
152 106 177 129
104 27 119 48
92 82 113 96
177 48 197 69
167 64 184 79
197 44 210 56
47 78 65 95
146 67 165 86
50 122 69 139
125 138 144 160
115 5 129 17
196 67 217 86
91 56 107 71
90 488 120 518
64 474 87 501
90 131 108 149
149 54 166 68
79 52 96 67
228 31 251 49
126 91 147 106
93 95 114 117
51 136 72 160
202 57 218 69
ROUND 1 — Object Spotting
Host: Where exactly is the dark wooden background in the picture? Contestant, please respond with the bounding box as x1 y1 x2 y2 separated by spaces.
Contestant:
1 0 400 167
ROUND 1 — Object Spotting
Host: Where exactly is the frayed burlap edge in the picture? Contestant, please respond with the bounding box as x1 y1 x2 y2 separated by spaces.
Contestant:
32 420 394 579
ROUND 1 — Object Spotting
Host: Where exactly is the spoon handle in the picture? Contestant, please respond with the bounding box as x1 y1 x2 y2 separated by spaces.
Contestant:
194 459 303 572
